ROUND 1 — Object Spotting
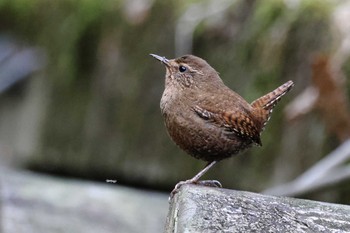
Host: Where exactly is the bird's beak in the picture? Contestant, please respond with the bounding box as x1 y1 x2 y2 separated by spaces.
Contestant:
150 54 170 67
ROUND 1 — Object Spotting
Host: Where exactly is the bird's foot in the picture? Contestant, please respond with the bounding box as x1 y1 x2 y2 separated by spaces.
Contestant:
196 180 222 188
169 179 222 200
169 180 192 199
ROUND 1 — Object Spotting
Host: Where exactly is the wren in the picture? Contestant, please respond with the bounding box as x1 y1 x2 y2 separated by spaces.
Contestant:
150 54 294 196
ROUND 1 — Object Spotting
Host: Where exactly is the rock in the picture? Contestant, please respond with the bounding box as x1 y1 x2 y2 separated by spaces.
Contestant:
1 169 168 233
165 185 350 233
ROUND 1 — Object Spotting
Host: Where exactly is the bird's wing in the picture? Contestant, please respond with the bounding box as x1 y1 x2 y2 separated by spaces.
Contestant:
192 105 262 146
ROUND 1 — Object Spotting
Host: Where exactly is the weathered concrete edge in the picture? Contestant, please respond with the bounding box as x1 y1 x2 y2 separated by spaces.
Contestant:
165 184 350 233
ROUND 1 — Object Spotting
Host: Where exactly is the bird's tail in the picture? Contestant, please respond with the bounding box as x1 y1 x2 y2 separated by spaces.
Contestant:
251 80 294 131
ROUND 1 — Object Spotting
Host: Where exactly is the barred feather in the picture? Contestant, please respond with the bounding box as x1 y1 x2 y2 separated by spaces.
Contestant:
251 80 294 131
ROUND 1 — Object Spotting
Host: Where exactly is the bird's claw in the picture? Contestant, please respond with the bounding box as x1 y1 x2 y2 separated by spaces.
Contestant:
196 180 222 188
169 180 192 200
169 179 222 201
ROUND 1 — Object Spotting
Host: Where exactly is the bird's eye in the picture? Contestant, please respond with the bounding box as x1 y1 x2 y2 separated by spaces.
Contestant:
179 65 187 73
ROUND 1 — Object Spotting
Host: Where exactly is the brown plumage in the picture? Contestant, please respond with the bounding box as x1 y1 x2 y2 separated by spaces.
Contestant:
150 54 294 196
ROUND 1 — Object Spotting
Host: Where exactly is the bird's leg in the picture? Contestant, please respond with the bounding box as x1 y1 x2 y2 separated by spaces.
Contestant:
170 161 221 199
187 160 219 185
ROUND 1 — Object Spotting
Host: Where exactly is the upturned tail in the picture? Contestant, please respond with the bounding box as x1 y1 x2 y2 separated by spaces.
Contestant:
251 80 294 131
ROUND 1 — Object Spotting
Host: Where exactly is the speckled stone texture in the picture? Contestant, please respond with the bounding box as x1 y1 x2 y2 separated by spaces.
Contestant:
1 169 168 233
165 185 350 233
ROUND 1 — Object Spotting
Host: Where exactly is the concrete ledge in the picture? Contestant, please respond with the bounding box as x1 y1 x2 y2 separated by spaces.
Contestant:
165 185 350 232
1 169 168 233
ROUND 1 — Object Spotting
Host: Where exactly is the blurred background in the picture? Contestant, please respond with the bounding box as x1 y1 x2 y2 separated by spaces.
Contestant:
1 0 350 232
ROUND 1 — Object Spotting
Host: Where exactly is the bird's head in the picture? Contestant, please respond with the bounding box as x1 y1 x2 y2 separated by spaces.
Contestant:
150 54 222 90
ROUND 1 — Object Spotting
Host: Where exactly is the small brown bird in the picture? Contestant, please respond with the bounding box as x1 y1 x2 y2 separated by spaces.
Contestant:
151 54 294 196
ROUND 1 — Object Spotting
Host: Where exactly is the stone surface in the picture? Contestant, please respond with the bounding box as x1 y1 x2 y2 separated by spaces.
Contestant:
0 168 168 233
165 185 350 233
